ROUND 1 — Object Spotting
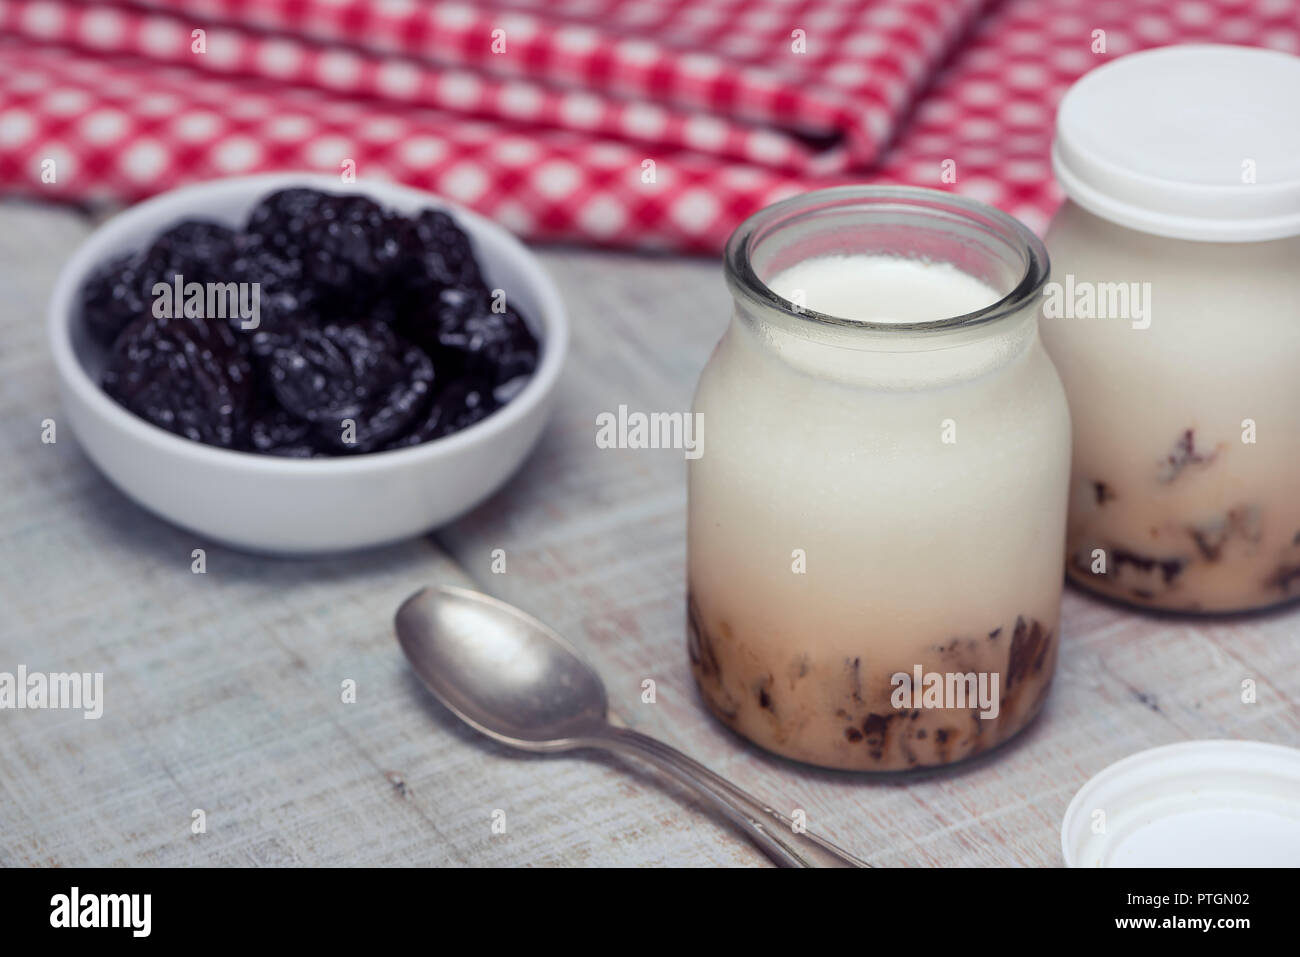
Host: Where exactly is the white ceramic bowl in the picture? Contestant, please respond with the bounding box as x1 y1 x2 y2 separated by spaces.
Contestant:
48 172 568 554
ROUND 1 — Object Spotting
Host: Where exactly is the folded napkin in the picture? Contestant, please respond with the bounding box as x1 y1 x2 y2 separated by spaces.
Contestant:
0 0 1295 251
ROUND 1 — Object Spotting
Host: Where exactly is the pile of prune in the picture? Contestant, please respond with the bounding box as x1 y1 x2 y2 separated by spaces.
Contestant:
81 188 540 456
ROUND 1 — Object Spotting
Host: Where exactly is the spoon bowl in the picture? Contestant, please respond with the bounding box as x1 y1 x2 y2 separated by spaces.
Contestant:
396 586 608 749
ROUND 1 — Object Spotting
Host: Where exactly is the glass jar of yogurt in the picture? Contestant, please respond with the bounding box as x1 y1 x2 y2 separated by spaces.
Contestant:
687 186 1069 771
1041 45 1300 613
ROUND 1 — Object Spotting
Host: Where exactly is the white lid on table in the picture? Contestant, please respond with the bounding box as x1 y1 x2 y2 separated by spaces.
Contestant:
1052 44 1300 242
1062 740 1300 867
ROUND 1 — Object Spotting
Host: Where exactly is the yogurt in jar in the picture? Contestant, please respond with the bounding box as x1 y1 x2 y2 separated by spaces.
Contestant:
767 254 1006 322
1042 45 1300 612
688 187 1070 771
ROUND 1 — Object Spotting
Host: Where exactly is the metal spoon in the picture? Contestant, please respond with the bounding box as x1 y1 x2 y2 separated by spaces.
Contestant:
395 585 868 868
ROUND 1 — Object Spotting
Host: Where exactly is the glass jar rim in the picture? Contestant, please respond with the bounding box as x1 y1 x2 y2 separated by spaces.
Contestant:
724 185 1050 334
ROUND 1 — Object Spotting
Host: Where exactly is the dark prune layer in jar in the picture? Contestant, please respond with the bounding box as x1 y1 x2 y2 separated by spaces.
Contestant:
80 188 541 457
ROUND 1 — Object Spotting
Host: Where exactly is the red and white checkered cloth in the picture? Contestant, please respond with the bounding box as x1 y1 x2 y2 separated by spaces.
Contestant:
0 0 1296 251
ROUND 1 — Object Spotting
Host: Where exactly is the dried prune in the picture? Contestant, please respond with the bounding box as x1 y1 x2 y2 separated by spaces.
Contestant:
435 379 498 435
392 283 481 361
245 188 330 259
140 220 238 286
79 252 149 345
314 343 436 453
1157 428 1215 482
394 283 536 382
103 314 254 448
228 233 318 356
436 305 539 384
388 377 497 448
410 209 483 291
433 284 484 332
300 195 415 299
268 321 409 424
83 221 242 350
247 403 317 458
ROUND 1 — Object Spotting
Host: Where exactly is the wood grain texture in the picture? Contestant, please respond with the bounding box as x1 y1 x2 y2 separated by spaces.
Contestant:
1 200 1296 867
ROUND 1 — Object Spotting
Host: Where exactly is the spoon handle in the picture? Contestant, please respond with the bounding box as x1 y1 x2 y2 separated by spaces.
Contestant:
596 726 869 868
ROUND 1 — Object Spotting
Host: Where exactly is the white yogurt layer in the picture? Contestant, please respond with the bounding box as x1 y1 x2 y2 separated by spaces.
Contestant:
766 254 1002 323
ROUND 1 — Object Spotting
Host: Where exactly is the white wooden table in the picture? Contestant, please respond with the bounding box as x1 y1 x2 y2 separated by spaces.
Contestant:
2 198 1297 867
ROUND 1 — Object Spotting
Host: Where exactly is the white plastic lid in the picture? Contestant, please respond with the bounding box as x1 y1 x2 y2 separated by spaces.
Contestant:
1053 44 1300 242
1062 740 1300 867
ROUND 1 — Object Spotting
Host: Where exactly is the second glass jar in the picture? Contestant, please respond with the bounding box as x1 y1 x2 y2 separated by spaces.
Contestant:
1041 45 1300 614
